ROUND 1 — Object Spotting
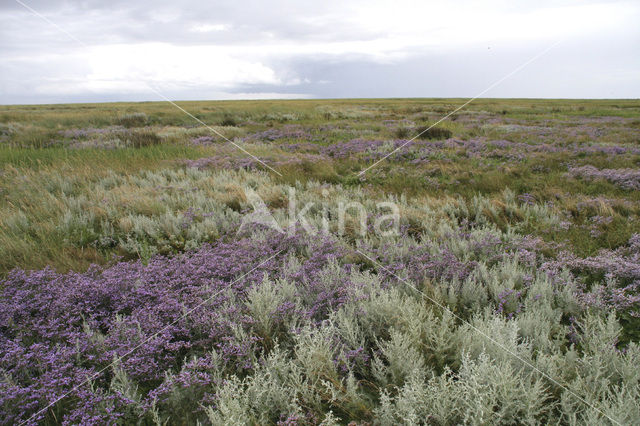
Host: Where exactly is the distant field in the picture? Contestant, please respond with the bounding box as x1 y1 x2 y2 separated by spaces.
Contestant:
1 98 639 424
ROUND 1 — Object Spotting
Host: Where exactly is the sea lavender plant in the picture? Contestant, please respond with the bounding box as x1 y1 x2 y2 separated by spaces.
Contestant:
568 166 640 190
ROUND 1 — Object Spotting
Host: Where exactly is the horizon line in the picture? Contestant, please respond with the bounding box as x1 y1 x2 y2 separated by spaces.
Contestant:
2 95 639 107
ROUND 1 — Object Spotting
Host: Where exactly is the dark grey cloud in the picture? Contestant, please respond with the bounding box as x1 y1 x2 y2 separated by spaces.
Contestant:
1 0 639 103
232 36 640 99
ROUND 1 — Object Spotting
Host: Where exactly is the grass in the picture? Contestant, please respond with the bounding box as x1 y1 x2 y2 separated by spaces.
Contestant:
1 98 639 274
2 98 640 424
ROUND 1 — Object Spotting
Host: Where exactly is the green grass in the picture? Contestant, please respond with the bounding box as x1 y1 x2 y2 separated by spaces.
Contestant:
1 98 639 274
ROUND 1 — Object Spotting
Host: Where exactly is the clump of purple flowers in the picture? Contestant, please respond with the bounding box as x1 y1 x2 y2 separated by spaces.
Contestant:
245 126 312 142
190 135 216 146
0 231 351 424
543 234 640 316
568 165 640 190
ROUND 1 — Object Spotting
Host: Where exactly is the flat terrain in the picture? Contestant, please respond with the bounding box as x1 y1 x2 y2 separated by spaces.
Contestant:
1 98 639 424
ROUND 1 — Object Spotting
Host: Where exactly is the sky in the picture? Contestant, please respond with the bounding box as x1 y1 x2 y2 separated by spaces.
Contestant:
1 0 639 104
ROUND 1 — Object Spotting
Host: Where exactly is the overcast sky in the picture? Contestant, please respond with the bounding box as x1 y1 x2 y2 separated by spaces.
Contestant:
1 0 639 104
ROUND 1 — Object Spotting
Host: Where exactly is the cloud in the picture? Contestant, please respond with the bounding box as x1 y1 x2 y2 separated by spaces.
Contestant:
0 0 639 103
84 43 283 88
190 23 230 33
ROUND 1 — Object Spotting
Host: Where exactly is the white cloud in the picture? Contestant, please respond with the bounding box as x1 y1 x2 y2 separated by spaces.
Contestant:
4 43 289 97
217 92 310 100
86 43 282 88
347 0 631 47
190 23 230 33
0 0 638 103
